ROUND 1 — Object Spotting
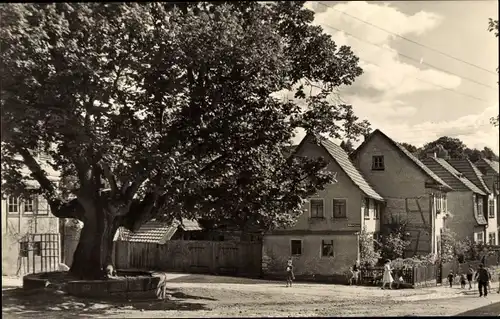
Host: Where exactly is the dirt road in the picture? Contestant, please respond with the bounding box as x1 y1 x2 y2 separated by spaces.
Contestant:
3 274 500 317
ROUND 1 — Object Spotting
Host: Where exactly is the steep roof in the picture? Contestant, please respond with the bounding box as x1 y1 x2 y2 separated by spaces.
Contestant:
114 219 202 244
447 158 490 194
351 129 452 191
306 134 384 202
421 157 486 195
476 158 500 174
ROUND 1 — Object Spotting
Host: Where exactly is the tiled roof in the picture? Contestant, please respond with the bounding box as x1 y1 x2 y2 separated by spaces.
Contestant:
114 218 202 244
316 135 384 202
352 130 452 190
447 159 490 194
478 158 500 174
422 157 486 195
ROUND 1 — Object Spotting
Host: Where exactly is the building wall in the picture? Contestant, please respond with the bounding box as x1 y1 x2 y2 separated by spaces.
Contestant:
1 195 60 276
290 137 366 233
445 191 478 242
486 192 498 245
262 232 359 279
352 134 442 256
352 134 428 199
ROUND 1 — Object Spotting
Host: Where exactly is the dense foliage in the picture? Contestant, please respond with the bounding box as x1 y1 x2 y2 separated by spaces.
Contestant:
400 136 498 162
1 2 367 278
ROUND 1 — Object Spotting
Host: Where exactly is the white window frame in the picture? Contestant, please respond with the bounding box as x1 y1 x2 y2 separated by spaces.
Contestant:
374 202 380 219
476 232 484 244
320 239 334 258
290 239 303 256
7 196 19 214
363 197 370 219
489 199 495 219
309 198 325 218
332 198 348 219
23 196 34 215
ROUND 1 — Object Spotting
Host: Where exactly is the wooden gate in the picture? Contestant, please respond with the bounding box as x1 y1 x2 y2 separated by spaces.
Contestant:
215 242 240 275
17 233 60 275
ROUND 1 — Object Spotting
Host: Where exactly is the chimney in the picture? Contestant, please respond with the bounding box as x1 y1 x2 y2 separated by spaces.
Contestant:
426 151 436 158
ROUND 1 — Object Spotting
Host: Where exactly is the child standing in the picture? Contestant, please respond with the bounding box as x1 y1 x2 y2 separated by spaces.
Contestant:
460 274 466 289
447 271 454 288
466 267 474 290
286 258 295 287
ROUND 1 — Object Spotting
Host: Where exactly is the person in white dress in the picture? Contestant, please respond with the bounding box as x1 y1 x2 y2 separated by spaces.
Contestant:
381 259 394 290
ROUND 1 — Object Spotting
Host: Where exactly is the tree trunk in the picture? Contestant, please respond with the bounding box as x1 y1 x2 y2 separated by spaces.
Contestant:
69 200 120 279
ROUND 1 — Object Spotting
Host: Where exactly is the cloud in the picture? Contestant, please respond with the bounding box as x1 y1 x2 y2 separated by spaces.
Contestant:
310 1 462 96
370 106 499 152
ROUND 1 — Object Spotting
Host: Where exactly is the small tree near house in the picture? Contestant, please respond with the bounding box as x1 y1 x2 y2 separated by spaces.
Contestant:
1 2 368 279
359 229 381 267
379 216 411 261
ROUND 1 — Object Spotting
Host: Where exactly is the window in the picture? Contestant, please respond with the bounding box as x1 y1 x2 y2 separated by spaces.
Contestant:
7 196 19 214
489 199 495 219
332 199 347 218
321 240 334 257
310 199 324 218
489 232 496 245
477 197 484 216
443 194 447 214
372 156 385 171
436 194 442 213
374 202 380 219
476 232 484 244
23 197 34 214
290 240 302 256
363 198 370 219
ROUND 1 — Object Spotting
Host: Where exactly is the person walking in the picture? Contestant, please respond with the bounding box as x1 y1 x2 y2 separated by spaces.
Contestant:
285 258 295 287
474 263 491 297
381 259 394 290
447 271 454 288
466 266 474 290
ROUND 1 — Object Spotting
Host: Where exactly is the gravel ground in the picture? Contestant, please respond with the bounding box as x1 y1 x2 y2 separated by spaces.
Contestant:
3 274 500 317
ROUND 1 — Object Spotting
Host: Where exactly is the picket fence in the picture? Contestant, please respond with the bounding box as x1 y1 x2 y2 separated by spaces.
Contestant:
360 264 437 287
113 240 263 277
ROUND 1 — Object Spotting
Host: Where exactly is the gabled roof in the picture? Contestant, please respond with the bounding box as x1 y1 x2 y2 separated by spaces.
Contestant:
351 129 452 191
114 219 202 244
447 158 490 194
476 158 500 174
421 157 486 195
295 134 384 202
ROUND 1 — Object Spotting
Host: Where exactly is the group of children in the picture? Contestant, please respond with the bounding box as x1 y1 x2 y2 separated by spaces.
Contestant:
447 266 475 289
447 264 496 297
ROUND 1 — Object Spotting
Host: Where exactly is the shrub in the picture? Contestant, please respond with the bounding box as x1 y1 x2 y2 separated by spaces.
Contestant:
379 232 411 261
359 229 381 267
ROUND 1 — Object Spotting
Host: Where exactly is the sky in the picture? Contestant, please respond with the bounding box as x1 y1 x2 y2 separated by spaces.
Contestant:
289 1 499 153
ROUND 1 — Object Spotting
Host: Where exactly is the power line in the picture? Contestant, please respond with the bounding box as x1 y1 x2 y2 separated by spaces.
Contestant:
311 18 497 103
316 1 499 76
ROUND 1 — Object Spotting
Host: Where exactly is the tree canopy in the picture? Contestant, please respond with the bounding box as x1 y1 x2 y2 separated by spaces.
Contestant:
399 136 499 162
1 2 367 278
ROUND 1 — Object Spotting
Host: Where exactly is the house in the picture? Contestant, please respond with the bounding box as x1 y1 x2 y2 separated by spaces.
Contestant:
475 158 500 240
262 133 384 282
115 219 204 243
446 158 497 245
351 129 452 258
1 153 61 276
421 155 488 245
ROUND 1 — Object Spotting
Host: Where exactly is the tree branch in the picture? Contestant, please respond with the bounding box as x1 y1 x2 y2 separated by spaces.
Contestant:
101 161 119 196
16 146 58 201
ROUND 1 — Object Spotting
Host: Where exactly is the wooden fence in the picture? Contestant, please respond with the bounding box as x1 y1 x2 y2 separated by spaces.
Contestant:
113 240 263 277
360 264 437 288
